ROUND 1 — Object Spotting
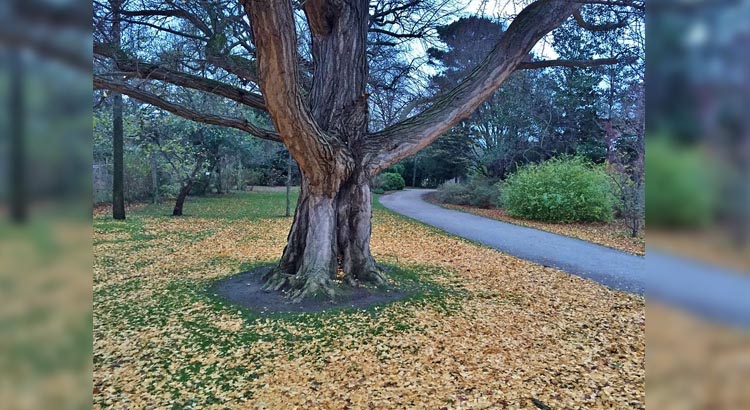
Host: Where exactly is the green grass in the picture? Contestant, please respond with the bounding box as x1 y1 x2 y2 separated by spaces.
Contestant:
134 191 301 220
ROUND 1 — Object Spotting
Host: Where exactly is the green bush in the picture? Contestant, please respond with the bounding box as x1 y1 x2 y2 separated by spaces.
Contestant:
386 163 406 178
375 172 406 191
435 178 502 208
503 157 614 222
371 187 385 195
646 139 718 228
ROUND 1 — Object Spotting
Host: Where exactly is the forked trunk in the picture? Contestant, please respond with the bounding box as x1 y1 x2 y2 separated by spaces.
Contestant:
247 0 382 300
263 168 385 301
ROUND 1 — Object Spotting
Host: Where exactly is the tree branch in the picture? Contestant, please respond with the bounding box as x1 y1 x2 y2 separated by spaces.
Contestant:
364 0 581 174
369 28 425 39
94 43 267 111
579 0 645 12
243 0 352 187
119 17 209 41
93 75 280 142
204 52 260 84
371 0 421 20
119 6 213 36
516 57 622 70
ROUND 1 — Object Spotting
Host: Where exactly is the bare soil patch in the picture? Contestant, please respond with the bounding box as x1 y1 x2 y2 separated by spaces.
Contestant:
210 265 409 313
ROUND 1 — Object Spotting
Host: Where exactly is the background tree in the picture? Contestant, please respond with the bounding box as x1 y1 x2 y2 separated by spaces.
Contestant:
110 0 126 219
94 0 642 300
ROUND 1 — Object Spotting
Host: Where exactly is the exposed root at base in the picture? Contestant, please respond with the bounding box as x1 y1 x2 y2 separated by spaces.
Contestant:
261 264 389 303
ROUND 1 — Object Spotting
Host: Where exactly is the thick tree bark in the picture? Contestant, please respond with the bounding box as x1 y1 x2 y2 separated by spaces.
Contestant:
246 0 383 300
246 0 585 301
240 0 597 301
263 167 384 301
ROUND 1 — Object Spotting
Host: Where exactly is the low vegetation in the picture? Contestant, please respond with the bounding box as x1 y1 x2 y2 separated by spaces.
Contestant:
434 178 502 208
373 172 406 192
503 157 615 223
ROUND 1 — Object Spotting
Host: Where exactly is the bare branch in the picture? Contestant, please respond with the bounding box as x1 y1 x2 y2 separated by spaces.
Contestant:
371 0 421 20
94 43 267 111
369 28 425 39
119 17 209 41
205 52 260 84
579 0 645 11
93 75 280 142
517 57 622 70
119 6 213 36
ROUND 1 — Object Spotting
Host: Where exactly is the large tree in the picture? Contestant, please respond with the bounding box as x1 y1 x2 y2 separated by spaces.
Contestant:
93 0 642 300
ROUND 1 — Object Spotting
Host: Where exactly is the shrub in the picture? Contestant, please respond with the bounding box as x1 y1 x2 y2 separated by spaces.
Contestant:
386 163 406 178
646 138 718 228
503 157 614 222
435 182 473 205
371 187 385 195
435 178 502 208
375 172 406 191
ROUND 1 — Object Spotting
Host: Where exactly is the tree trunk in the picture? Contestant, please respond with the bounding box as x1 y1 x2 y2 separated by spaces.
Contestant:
263 167 384 301
111 0 125 220
112 90 126 220
173 155 204 216
412 155 418 188
248 0 385 301
172 183 192 216
150 152 159 204
237 160 243 191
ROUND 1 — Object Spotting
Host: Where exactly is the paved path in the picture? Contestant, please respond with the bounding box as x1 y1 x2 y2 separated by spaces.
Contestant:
381 189 750 328
380 189 646 295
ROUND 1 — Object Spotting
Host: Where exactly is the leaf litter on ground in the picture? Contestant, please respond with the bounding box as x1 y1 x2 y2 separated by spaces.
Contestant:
93 193 644 409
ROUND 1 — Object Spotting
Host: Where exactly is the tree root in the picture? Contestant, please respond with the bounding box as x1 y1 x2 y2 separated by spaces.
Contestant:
261 263 389 303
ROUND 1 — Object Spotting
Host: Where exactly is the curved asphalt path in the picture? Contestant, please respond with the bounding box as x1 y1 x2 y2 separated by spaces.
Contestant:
381 189 750 328
381 189 646 295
